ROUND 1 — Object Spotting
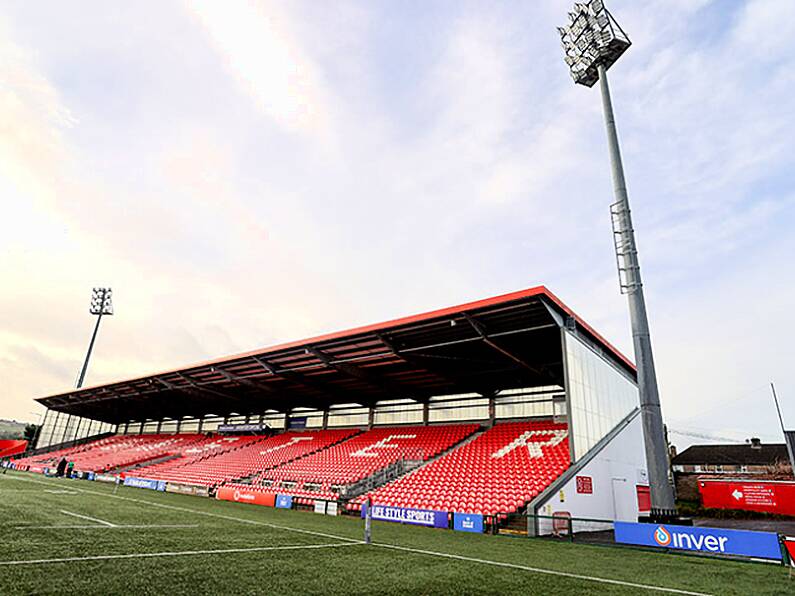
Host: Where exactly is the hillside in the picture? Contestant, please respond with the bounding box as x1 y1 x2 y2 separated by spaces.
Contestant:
0 419 29 440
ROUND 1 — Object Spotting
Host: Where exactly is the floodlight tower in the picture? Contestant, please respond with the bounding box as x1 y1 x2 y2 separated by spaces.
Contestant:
558 1 676 516
75 287 113 389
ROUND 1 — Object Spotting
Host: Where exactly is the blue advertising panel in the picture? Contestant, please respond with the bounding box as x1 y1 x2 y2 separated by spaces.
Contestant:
276 494 293 509
614 522 782 560
361 504 447 528
218 423 271 433
453 513 483 533
288 417 308 430
123 477 166 491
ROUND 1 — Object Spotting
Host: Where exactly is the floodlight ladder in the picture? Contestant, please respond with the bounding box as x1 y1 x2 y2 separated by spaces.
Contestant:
610 200 641 294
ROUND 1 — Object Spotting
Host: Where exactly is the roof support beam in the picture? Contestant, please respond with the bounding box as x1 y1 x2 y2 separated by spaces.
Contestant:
377 332 486 399
153 376 231 416
305 347 408 401
174 373 256 413
251 356 343 409
210 366 278 395
210 366 284 412
462 313 559 384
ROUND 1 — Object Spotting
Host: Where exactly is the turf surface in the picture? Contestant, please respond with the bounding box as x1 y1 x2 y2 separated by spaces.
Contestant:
0 470 790 595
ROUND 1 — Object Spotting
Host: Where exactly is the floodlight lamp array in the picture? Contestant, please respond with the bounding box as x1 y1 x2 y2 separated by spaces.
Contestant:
558 0 630 87
89 287 114 315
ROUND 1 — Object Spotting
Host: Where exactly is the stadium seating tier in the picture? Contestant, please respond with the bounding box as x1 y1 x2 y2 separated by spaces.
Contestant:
351 420 569 516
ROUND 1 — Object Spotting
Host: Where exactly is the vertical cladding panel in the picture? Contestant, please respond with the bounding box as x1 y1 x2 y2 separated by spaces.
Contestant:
535 414 648 530
565 331 638 461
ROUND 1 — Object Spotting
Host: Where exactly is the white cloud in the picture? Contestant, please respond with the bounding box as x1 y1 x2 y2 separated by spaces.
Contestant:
0 0 792 450
185 0 328 134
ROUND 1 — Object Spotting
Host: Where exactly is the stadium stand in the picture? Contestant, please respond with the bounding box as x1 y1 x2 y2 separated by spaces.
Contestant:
14 434 211 473
127 435 267 482
138 429 358 487
17 288 649 528
13 420 567 515
258 423 478 484
245 423 479 503
349 420 569 515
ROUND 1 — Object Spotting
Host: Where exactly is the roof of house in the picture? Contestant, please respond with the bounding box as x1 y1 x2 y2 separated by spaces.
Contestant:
672 443 790 467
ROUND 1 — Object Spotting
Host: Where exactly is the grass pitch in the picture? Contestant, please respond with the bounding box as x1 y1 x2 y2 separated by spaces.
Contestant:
0 471 789 595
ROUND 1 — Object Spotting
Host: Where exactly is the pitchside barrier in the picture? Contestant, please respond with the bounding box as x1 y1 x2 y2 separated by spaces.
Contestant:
519 513 786 564
355 502 789 565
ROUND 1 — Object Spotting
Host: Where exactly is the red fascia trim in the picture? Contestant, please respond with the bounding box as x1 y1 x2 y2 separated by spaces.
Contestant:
540 287 636 372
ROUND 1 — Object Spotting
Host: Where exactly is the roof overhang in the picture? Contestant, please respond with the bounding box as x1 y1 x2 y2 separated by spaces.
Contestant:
36 286 635 424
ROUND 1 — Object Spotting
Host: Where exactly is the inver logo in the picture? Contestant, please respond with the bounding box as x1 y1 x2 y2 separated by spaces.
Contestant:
654 526 671 546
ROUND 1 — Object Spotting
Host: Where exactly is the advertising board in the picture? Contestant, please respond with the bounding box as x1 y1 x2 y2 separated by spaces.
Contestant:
123 477 166 491
216 487 275 507
699 479 795 516
289 417 308 430
275 494 293 509
166 482 208 496
217 423 271 433
361 504 447 528
614 521 782 560
453 513 483 533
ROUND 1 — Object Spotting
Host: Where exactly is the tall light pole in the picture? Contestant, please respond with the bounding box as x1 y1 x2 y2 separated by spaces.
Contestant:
76 287 113 389
558 1 676 516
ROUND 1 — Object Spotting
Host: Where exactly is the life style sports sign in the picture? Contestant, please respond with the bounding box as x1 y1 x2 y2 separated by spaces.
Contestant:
362 504 447 528
614 522 782 560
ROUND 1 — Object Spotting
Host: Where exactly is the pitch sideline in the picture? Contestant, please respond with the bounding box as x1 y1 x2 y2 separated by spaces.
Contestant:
0 542 364 566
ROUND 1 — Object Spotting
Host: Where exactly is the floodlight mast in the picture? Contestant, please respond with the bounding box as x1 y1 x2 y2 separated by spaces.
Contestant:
559 1 676 516
75 287 113 389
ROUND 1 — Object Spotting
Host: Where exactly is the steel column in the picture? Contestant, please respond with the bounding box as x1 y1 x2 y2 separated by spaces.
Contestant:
597 62 675 513
76 312 104 389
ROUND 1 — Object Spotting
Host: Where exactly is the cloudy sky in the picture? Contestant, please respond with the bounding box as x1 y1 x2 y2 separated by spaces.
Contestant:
0 0 792 448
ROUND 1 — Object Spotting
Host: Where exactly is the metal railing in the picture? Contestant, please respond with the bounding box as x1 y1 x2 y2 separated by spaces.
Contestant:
339 458 423 500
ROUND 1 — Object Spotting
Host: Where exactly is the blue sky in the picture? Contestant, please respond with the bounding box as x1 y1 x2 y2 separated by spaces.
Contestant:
0 0 792 449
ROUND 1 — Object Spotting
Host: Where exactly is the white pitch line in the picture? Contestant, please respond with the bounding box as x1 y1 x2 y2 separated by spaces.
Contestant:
60 509 116 527
0 541 363 566
375 543 712 596
0 489 76 494
7 474 360 544
4 473 713 595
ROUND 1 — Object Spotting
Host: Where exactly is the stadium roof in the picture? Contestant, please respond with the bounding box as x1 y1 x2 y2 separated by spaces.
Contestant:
36 286 635 424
